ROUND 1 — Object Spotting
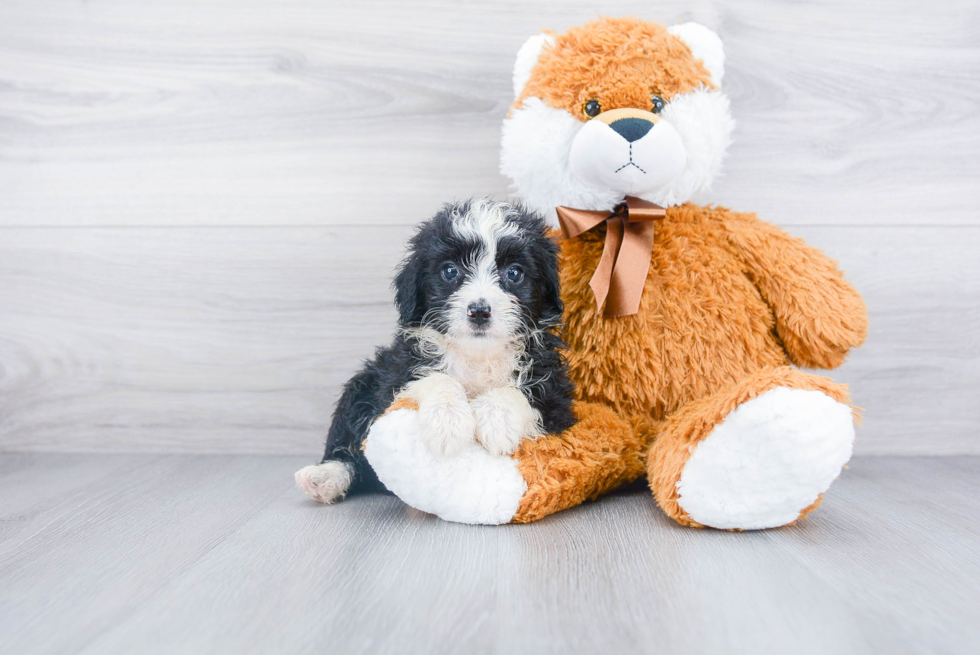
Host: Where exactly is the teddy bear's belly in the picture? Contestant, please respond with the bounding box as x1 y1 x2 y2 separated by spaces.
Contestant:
564 293 788 421
560 228 789 422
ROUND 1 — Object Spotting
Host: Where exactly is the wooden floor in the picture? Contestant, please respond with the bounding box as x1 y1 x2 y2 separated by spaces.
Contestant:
1 454 977 654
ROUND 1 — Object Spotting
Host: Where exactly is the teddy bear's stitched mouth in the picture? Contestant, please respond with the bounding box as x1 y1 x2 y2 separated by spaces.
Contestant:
614 143 647 174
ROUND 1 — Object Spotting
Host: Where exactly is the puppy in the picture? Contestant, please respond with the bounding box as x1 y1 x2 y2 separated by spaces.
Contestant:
296 199 577 504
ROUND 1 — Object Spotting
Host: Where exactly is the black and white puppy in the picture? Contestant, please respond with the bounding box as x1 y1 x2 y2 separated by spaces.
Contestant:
296 199 577 504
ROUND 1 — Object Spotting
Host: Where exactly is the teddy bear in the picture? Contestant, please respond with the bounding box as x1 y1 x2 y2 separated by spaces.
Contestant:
360 17 868 529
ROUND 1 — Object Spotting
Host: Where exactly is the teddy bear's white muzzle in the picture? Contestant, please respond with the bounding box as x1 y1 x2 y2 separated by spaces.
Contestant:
569 117 687 197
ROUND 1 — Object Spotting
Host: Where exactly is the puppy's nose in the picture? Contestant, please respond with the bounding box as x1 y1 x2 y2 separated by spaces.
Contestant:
609 117 654 143
467 301 492 326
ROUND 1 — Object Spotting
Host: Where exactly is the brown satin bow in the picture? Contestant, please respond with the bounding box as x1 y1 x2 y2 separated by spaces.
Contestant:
556 196 666 318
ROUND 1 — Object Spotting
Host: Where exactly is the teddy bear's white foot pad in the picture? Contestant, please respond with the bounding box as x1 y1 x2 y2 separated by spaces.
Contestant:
676 387 854 530
364 409 528 525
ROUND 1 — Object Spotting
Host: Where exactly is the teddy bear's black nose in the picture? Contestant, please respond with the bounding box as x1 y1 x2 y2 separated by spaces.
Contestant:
609 117 654 143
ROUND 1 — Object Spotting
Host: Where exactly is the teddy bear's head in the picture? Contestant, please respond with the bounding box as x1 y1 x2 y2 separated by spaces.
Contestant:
500 17 734 220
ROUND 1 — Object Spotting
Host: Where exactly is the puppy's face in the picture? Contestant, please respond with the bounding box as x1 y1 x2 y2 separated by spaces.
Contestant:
394 200 561 348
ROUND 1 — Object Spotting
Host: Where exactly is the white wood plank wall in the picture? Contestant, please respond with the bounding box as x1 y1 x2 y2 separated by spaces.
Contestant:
1 0 978 454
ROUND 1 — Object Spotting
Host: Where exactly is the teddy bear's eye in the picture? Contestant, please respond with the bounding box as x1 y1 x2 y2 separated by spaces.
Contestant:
651 95 666 114
583 99 602 118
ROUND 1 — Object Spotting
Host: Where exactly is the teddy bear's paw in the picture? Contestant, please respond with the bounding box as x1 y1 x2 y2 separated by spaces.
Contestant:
675 387 855 530
294 461 354 504
470 387 541 457
363 408 528 525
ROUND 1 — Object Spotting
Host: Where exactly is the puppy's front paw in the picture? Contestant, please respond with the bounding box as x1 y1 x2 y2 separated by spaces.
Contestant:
418 398 476 457
471 387 542 457
409 374 476 457
295 461 354 504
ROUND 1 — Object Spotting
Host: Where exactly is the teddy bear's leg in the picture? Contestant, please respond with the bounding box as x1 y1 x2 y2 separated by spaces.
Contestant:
363 400 644 524
648 366 856 530
509 402 648 523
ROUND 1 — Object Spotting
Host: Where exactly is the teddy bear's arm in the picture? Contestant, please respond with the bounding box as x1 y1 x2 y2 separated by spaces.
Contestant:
722 211 868 369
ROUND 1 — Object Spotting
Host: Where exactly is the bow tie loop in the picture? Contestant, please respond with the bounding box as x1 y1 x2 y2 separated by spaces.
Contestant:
555 196 666 318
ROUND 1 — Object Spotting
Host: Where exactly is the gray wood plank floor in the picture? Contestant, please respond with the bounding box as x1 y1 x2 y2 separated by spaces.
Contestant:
1 454 978 654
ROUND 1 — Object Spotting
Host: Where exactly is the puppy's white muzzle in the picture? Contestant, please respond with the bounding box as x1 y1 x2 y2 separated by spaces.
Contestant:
569 110 687 198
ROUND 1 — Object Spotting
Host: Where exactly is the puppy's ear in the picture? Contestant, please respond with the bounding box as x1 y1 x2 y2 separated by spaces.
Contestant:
539 236 564 323
393 247 425 326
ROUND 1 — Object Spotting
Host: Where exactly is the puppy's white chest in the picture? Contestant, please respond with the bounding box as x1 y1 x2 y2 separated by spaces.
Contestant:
442 346 517 397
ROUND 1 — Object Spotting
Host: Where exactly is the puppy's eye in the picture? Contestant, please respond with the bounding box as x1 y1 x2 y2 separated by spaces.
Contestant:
505 265 524 284
583 99 602 118
441 263 459 281
651 95 665 114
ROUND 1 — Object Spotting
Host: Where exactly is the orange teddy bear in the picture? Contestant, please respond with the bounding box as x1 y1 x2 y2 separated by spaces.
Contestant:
362 17 868 529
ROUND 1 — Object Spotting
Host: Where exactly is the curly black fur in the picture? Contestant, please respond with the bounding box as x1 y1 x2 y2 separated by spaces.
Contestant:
317 199 577 494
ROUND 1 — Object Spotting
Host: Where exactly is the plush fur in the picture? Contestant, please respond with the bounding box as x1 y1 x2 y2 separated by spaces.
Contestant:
296 199 576 503
501 17 734 218
506 18 867 528
362 17 869 530
364 405 529 525
509 206 868 525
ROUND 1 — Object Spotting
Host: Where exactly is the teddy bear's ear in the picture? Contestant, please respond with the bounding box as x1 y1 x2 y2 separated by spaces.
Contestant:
512 33 555 98
668 22 725 86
